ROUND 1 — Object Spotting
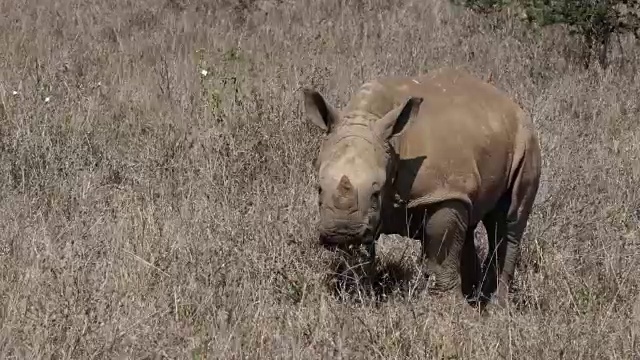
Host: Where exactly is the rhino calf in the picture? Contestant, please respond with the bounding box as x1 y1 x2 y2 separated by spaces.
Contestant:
303 67 541 307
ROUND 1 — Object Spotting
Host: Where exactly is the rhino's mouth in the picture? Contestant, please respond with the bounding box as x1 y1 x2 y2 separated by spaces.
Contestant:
318 225 375 249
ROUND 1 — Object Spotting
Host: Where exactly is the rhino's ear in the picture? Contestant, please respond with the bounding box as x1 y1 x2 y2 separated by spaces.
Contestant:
375 97 423 139
302 88 340 132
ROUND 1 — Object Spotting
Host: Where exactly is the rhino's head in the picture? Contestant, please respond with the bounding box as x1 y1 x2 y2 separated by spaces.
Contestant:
303 87 423 247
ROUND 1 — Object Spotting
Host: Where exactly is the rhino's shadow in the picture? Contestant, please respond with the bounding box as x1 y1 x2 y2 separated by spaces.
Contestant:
325 250 505 309
392 155 427 203
371 259 426 301
324 243 427 305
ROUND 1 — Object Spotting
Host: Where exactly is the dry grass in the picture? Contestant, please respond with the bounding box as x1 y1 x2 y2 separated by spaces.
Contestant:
0 0 639 358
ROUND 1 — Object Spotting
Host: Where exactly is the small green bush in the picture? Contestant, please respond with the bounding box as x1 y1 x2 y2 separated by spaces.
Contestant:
453 0 640 68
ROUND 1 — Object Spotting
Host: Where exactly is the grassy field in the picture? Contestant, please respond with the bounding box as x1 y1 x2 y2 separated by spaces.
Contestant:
1 0 639 358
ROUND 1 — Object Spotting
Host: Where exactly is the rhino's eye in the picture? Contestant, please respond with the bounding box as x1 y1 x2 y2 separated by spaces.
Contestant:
371 190 380 204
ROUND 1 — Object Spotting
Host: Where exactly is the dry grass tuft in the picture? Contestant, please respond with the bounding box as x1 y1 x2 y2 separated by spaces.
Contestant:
0 0 639 358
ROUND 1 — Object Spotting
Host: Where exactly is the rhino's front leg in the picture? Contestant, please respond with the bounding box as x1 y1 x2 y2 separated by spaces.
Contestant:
420 200 469 294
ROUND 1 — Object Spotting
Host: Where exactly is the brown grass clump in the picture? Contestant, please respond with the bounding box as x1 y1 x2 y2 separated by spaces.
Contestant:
0 0 639 358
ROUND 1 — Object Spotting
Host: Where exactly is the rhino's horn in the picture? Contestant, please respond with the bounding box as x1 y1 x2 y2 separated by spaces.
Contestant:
337 175 353 195
333 175 357 211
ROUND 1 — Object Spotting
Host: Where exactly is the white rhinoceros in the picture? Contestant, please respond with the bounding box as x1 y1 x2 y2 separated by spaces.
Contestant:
303 67 542 307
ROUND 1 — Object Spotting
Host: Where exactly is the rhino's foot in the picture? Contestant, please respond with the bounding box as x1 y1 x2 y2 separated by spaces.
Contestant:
424 267 460 295
492 278 511 308
472 284 511 315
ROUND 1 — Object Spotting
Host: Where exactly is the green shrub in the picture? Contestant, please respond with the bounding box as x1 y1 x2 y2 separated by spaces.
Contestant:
453 0 640 69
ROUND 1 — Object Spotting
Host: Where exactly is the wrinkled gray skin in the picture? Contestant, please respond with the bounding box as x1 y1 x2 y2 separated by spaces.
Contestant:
303 68 541 308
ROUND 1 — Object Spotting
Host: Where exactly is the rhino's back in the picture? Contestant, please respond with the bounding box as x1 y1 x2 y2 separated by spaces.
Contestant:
379 68 530 222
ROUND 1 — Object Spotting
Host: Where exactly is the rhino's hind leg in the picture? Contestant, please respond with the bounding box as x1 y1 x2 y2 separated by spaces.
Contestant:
498 167 540 306
420 200 469 294
484 145 541 308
